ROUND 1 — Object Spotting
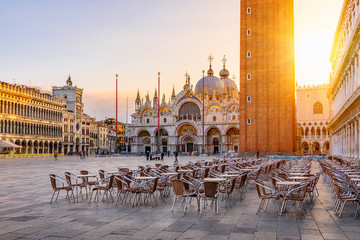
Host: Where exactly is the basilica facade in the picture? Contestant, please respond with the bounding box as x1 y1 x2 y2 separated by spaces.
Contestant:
126 57 240 155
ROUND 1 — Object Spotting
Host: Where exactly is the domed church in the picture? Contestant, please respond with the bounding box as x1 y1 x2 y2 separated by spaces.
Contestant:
126 55 240 155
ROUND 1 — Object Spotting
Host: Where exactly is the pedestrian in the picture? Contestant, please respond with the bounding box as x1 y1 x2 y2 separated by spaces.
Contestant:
174 150 178 163
256 151 259 159
167 151 170 157
161 151 164 160
146 151 149 160
54 150 58 161
83 150 86 159
149 153 152 161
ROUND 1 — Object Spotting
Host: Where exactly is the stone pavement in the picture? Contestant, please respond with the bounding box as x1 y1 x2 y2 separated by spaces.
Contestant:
0 156 359 240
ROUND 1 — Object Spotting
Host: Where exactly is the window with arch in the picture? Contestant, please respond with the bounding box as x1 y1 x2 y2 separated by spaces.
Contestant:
163 118 167 123
213 116 216 122
146 119 149 124
313 102 323 114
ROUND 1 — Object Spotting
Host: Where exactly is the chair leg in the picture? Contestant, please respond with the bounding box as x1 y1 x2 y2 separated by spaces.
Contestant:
256 199 263 214
171 196 177 211
216 197 219 215
339 202 345 217
115 192 121 206
264 199 269 212
183 196 188 213
50 190 56 204
55 190 60 202
88 190 94 204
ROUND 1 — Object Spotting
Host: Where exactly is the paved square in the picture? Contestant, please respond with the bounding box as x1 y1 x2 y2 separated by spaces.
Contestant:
0 156 358 240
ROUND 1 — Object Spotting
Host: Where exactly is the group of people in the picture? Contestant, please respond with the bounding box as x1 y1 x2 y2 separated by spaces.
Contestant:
145 150 179 162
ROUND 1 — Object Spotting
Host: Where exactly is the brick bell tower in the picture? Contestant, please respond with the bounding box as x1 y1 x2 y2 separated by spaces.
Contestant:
239 0 296 154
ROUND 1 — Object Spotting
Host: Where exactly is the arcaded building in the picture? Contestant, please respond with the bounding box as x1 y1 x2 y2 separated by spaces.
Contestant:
239 0 296 153
296 84 331 155
0 81 64 154
328 0 360 159
126 57 240 155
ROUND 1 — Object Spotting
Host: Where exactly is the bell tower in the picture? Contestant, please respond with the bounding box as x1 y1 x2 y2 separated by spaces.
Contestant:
239 0 296 153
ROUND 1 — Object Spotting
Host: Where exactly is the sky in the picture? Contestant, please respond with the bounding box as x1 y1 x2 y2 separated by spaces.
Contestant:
0 0 343 122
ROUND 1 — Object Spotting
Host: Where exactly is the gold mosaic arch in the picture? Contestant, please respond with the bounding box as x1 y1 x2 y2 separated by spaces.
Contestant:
227 105 239 114
177 124 197 135
206 105 222 114
142 109 154 117
160 108 171 116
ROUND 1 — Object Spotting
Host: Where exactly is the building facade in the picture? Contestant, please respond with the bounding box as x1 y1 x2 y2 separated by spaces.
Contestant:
328 0 360 159
296 84 331 155
53 76 90 154
97 124 109 154
0 81 64 154
239 0 296 153
89 118 98 155
127 57 240 155
99 118 126 152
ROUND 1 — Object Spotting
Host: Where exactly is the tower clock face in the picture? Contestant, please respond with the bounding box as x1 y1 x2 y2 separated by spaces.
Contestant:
76 123 80 131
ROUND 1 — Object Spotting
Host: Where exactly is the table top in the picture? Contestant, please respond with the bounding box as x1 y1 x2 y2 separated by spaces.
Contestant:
288 177 310 180
225 171 240 174
237 169 253 171
178 169 192 172
220 174 238 178
276 181 301 185
76 174 97 178
134 176 156 180
289 173 308 176
204 178 225 182
350 178 360 182
161 172 177 176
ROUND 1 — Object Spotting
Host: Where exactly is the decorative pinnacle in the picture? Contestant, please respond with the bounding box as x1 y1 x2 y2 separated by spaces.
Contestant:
115 74 118 78
222 55 227 68
202 70 205 75
158 72 160 76
208 54 214 63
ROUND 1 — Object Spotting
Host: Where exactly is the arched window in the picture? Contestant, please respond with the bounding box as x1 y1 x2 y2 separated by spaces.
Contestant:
146 119 149 124
313 102 323 114
213 116 216 122
164 118 167 123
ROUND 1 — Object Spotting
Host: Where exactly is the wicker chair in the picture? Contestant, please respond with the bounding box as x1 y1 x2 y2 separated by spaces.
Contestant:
49 174 75 204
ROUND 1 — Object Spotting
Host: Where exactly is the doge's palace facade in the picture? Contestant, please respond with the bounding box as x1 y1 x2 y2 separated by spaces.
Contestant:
0 81 64 154
328 0 360 160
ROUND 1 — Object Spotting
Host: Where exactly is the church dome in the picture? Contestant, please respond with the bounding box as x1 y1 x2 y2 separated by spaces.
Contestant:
219 68 230 78
195 76 225 95
223 77 239 99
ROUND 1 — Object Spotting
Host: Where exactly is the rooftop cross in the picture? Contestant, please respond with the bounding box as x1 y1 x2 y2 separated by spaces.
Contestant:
208 54 214 63
222 55 227 67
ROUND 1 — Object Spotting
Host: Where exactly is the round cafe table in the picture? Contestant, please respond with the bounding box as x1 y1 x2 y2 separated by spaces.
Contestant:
204 178 226 182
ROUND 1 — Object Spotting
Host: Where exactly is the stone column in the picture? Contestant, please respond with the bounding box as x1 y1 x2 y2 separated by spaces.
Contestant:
25 142 28 154
31 144 34 154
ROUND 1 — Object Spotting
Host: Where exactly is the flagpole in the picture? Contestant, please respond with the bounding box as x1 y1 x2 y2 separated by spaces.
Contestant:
202 70 205 155
115 74 118 154
158 72 160 154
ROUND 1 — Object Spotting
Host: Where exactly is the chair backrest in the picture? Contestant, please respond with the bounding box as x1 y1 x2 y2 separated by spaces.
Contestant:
114 176 124 190
151 177 159 192
64 172 72 184
107 175 115 188
204 182 218 198
239 173 248 188
80 170 88 175
49 174 57 190
99 170 106 179
254 179 267 198
172 179 184 196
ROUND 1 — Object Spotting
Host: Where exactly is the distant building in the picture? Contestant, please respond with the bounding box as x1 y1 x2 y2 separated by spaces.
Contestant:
328 0 360 160
108 128 117 154
0 81 64 154
98 118 126 152
53 75 90 154
89 118 98 155
97 123 109 154
127 56 240 155
296 84 331 155
239 0 296 153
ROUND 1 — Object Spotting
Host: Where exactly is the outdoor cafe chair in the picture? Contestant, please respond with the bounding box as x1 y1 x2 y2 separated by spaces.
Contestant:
88 175 115 204
234 173 248 200
333 181 359 218
64 172 88 199
138 177 159 206
114 176 130 206
219 177 236 207
254 179 281 214
171 179 199 213
199 181 220 215
79 170 97 192
49 174 75 204
280 183 308 216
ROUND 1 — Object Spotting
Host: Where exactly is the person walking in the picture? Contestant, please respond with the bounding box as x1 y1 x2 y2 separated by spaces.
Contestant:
54 150 58 161
149 153 152 161
174 150 178 163
146 151 149 160
256 151 259 159
161 151 164 160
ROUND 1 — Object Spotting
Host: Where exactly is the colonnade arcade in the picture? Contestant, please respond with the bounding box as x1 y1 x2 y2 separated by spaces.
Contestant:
0 100 62 122
331 116 360 158
297 122 330 155
8 139 62 154
132 124 240 155
0 120 62 137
